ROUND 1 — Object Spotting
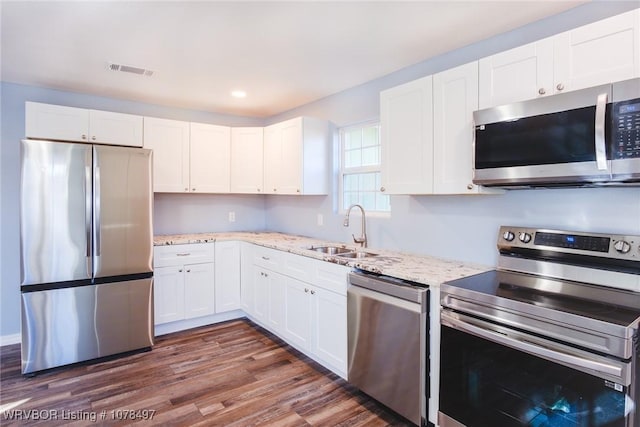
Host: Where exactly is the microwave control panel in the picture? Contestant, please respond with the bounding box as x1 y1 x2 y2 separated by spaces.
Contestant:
612 99 640 159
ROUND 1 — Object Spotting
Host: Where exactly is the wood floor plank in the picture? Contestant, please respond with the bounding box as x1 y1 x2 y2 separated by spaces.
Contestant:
0 319 412 426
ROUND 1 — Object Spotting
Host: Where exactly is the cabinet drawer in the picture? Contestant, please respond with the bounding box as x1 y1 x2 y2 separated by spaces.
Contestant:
282 251 316 283
252 245 282 270
154 243 215 267
314 261 350 295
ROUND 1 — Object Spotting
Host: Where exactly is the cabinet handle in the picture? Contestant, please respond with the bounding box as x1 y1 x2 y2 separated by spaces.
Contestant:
380 187 386 192
192 188 196 191
260 272 264 276
184 188 188 192
296 189 300 193
176 253 190 257
257 188 261 192
264 273 268 277
178 269 183 273
273 188 277 192
262 256 270 261
310 290 316 295
538 88 546 95
81 134 87 140
304 288 309 293
91 136 96 141
556 83 565 91
186 269 191 273
467 184 474 190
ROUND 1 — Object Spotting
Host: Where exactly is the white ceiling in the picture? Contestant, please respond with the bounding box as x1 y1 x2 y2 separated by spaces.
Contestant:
1 1 587 118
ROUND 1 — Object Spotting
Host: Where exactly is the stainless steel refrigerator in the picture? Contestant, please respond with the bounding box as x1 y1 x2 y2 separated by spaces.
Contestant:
20 139 154 374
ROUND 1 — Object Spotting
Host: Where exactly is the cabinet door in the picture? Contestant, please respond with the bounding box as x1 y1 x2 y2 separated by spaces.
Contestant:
183 262 215 320
143 117 190 193
214 241 241 313
263 123 282 194
253 268 269 323
478 38 554 109
154 266 185 325
25 102 89 142
282 277 312 351
190 123 231 193
267 271 286 336
277 118 303 195
311 287 347 377
433 61 480 194
240 244 254 315
230 127 264 193
380 75 434 194
89 110 143 147
554 9 640 93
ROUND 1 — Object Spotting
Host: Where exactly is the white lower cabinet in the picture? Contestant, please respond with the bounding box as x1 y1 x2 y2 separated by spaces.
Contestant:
244 245 349 378
183 262 216 319
214 241 241 313
154 265 186 324
153 244 216 326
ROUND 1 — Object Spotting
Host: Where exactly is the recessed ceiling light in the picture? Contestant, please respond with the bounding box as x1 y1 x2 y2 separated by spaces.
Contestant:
231 90 247 98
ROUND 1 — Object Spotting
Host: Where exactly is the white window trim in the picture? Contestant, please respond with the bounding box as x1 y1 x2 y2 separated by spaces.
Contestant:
338 120 390 216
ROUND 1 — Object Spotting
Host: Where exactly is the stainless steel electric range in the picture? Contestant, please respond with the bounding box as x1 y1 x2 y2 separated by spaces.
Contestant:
439 226 640 427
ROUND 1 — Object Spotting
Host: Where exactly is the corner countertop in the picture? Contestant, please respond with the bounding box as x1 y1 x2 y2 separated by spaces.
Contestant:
154 231 491 288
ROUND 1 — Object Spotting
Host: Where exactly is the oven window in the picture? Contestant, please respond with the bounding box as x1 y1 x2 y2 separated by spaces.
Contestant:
439 325 628 427
475 106 598 169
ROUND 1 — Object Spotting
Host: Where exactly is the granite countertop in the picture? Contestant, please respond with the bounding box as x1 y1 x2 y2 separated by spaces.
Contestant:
154 231 491 287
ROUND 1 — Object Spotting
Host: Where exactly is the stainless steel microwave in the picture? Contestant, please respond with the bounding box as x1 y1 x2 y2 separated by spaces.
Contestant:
473 78 640 188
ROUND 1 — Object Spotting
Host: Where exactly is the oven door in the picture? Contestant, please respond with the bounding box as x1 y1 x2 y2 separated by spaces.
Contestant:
439 310 635 427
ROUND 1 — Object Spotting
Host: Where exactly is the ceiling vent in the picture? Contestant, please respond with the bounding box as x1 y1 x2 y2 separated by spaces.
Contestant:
107 62 154 77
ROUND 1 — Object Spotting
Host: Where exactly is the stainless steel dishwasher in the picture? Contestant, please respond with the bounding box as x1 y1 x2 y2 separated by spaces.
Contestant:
347 270 429 427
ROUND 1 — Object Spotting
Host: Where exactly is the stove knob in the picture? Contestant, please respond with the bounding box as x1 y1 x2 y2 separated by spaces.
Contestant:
519 232 532 243
502 231 515 241
614 240 631 254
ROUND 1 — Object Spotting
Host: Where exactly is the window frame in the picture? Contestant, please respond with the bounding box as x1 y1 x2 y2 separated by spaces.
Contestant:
338 120 390 216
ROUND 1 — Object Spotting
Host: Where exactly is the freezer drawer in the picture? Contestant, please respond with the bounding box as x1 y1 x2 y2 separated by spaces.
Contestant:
21 278 154 374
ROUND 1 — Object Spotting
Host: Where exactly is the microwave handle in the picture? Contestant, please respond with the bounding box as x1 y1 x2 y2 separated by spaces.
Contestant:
594 93 608 170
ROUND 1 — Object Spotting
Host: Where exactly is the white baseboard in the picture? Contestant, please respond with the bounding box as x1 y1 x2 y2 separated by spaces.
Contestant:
1 333 21 347
154 310 246 337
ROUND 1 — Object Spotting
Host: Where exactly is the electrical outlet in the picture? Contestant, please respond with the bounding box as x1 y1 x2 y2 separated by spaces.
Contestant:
229 211 236 222
317 213 323 226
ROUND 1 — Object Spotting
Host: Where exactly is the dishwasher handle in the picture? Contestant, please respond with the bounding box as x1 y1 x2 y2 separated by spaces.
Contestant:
348 271 427 305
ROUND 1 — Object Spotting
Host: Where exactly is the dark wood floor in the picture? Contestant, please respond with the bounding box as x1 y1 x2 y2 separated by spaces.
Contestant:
0 319 410 426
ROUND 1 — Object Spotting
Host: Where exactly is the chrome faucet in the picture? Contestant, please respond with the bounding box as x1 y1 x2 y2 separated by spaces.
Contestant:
344 204 367 248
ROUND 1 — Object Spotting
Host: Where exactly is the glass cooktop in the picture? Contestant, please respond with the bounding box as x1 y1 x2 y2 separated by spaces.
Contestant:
443 270 640 328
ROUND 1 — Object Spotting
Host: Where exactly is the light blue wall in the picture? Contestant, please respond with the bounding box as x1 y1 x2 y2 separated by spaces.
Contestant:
0 82 266 337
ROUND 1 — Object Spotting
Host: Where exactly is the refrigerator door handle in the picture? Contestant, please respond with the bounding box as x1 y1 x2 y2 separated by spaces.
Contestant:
85 151 92 272
94 150 102 257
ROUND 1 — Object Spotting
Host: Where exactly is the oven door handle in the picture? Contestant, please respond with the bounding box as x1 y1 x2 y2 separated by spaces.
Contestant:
441 310 630 386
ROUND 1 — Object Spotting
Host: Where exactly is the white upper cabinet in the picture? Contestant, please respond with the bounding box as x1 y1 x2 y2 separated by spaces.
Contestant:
382 63 499 195
380 75 434 194
144 118 232 193
433 61 487 194
263 117 329 195
25 102 143 147
554 8 640 93
478 38 554 109
143 117 190 193
190 123 231 193
479 9 640 109
230 127 264 194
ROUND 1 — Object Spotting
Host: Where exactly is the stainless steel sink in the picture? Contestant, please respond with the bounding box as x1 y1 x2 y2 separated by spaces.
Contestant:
336 251 378 259
307 245 354 255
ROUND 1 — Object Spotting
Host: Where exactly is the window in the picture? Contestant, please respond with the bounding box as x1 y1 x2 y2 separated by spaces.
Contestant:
340 122 390 213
